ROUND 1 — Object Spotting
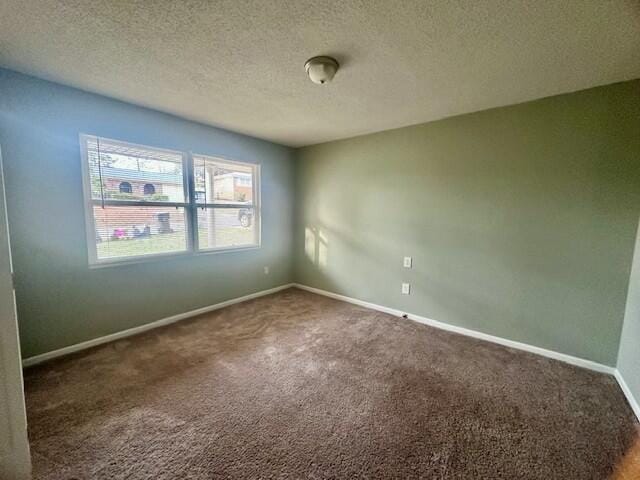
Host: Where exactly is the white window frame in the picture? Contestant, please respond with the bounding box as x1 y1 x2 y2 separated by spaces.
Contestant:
190 153 261 253
80 134 261 267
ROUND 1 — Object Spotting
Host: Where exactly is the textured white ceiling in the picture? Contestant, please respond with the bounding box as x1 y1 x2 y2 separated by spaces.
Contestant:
1 1 639 147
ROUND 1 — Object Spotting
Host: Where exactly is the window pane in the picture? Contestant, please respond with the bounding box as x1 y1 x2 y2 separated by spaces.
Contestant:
93 205 188 260
193 156 254 205
197 207 257 249
86 137 185 203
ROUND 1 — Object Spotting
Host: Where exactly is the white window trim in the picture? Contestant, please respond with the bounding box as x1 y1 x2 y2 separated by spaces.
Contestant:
79 134 262 267
190 153 261 254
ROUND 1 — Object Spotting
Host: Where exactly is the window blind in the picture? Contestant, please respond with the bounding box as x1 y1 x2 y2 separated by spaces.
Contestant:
81 135 260 264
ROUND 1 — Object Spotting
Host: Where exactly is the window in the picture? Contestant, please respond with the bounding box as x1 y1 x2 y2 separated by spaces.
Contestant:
193 154 260 251
81 135 260 265
119 181 132 194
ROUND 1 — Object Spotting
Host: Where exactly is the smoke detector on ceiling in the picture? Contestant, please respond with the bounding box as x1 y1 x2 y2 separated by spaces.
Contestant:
304 56 339 85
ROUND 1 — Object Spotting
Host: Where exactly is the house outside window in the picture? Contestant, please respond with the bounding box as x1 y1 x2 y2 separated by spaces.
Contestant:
81 135 260 265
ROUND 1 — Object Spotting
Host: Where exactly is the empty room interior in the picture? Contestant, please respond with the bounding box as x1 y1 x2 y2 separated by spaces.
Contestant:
1 1 640 479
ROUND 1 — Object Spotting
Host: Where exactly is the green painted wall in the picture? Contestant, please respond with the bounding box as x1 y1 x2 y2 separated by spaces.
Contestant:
0 69 296 358
295 80 640 366
618 220 640 405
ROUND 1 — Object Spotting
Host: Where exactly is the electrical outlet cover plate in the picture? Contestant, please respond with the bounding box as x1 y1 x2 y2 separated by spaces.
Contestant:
402 283 411 295
403 256 412 268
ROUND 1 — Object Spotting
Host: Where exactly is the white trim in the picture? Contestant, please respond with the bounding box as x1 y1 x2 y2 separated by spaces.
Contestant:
293 283 616 375
0 146 31 479
614 369 640 421
79 133 99 264
88 249 193 269
21 281 639 421
191 152 262 251
22 284 294 368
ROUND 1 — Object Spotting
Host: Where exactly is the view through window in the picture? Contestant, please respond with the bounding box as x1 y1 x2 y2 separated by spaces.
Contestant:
82 135 260 264
193 154 258 250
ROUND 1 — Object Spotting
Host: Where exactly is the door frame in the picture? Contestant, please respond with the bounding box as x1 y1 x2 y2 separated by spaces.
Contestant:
0 144 31 479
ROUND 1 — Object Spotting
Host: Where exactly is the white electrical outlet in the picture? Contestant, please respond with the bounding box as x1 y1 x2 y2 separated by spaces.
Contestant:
403 256 412 268
264 266 269 275
402 283 411 295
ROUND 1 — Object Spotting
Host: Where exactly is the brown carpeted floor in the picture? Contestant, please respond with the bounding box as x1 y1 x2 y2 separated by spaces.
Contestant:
25 288 637 479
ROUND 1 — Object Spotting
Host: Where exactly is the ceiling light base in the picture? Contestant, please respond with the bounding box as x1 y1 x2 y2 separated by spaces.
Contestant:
304 56 339 85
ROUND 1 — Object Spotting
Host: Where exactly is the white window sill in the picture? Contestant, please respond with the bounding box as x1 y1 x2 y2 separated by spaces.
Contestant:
88 244 261 269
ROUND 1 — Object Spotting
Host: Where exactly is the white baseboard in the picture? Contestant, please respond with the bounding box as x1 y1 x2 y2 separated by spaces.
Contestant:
22 280 639 422
295 283 640 421
293 283 616 375
22 283 294 368
614 370 640 422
